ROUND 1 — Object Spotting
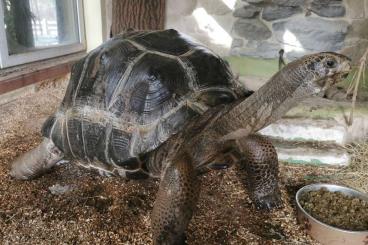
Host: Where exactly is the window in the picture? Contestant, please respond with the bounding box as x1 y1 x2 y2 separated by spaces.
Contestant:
0 0 85 68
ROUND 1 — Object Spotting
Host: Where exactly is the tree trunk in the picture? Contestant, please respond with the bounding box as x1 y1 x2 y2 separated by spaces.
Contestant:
13 0 34 46
111 0 165 36
7 0 34 54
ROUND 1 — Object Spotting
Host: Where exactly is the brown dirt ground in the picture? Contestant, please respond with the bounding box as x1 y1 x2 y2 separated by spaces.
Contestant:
0 77 366 244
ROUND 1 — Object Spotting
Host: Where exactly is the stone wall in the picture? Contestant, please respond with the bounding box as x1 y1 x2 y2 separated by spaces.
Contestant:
165 0 236 56
165 0 368 61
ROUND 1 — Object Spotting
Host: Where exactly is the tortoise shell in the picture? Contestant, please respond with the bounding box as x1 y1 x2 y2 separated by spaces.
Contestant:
42 29 247 176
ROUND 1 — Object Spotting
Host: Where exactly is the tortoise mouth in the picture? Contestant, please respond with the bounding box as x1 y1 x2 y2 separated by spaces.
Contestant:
330 71 350 84
322 70 350 89
341 72 349 79
316 73 347 94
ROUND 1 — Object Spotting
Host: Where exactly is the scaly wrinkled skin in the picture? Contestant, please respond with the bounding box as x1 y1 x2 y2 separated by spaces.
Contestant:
10 52 351 245
235 134 281 210
151 153 199 245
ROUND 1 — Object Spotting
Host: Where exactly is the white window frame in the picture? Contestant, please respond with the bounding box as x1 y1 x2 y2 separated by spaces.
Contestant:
0 0 86 68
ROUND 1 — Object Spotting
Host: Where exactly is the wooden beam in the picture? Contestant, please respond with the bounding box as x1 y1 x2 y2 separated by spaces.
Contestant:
0 52 85 95
0 62 71 95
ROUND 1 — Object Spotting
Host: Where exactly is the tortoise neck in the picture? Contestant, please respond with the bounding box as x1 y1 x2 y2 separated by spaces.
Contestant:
212 66 312 140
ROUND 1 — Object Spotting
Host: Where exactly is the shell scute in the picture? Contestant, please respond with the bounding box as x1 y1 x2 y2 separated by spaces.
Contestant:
101 40 143 106
110 53 190 125
130 29 196 56
66 118 85 158
82 120 109 163
183 49 233 89
108 128 133 168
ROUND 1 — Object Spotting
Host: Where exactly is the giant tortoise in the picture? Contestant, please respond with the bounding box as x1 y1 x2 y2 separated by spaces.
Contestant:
10 29 351 244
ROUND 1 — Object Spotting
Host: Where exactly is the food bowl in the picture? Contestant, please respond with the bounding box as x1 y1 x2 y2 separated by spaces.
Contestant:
296 184 368 245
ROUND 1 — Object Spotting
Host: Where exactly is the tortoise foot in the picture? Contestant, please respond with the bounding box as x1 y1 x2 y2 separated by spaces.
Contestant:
175 234 187 245
152 154 198 245
174 233 187 245
253 191 282 211
155 233 187 245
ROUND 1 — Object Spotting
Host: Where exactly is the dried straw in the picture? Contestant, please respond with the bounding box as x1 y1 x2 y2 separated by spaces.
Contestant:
347 48 368 125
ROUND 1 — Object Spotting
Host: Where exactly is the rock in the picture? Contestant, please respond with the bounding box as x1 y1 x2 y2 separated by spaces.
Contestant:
49 184 74 195
212 14 235 32
166 0 197 16
262 5 302 21
237 40 282 58
310 2 345 17
233 5 261 18
198 0 232 15
231 38 244 49
242 0 265 3
311 0 342 4
341 39 368 63
273 17 349 52
345 0 365 19
346 19 368 40
272 0 306 6
233 19 272 40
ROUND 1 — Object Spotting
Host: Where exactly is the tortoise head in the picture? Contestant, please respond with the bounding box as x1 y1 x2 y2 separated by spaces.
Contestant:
286 52 351 97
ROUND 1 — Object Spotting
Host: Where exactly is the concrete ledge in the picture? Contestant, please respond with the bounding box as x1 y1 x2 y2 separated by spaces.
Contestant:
257 97 368 166
260 118 346 145
275 143 350 166
259 98 368 144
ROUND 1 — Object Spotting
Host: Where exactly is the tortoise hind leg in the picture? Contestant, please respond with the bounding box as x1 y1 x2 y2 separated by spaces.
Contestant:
10 138 64 180
152 153 200 245
234 134 282 210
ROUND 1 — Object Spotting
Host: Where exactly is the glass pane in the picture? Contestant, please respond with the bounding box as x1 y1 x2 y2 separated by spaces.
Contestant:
2 0 80 55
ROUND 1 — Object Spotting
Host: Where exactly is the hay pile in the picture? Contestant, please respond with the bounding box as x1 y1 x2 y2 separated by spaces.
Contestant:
333 143 368 193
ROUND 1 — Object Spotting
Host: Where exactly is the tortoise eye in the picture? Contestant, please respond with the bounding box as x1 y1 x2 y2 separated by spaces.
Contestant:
326 59 336 68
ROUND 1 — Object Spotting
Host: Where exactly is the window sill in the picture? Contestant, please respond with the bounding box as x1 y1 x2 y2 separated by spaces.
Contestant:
0 52 85 95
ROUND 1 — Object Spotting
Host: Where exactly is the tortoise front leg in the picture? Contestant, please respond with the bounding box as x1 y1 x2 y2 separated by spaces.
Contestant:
234 134 282 210
152 153 200 245
10 138 64 180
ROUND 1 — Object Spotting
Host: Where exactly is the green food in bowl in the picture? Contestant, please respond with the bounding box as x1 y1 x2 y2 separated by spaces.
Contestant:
299 187 368 231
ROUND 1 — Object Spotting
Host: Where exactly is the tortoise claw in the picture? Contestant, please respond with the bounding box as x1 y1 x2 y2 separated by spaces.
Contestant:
253 192 283 211
175 233 187 245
